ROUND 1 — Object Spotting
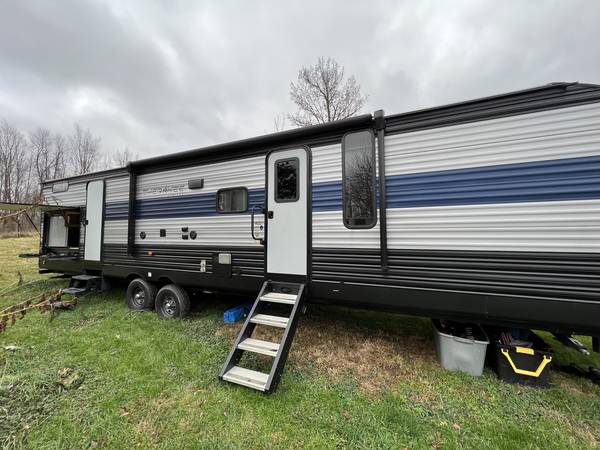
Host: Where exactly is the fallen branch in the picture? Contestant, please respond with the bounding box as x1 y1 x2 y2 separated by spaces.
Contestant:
0 289 76 334
0 272 23 297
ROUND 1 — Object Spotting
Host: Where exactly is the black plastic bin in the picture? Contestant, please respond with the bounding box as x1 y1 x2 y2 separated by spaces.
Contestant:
493 332 553 388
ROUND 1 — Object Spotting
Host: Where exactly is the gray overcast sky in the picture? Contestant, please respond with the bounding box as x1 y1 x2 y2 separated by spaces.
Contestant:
1 0 599 158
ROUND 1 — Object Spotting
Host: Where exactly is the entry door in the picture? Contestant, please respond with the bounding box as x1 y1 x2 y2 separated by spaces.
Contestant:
84 180 104 262
266 148 308 276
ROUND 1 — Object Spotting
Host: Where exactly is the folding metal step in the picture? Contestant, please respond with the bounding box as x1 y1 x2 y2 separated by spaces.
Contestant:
260 292 297 305
66 274 104 295
219 280 306 394
222 366 268 391
72 274 101 281
238 337 280 356
62 287 87 296
250 314 289 328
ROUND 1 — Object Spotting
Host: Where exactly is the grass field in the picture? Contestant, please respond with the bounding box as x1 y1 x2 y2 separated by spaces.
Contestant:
1 236 599 449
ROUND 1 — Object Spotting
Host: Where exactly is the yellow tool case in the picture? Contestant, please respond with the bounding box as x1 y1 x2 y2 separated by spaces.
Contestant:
493 332 553 388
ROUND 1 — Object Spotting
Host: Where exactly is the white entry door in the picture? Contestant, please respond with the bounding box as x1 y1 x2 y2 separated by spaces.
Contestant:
84 180 104 262
266 148 308 276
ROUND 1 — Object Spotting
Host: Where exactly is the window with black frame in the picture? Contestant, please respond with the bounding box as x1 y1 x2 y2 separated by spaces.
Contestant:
342 130 377 228
217 187 248 213
275 158 299 202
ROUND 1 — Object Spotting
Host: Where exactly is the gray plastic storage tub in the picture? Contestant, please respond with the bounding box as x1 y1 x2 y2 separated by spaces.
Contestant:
433 320 489 376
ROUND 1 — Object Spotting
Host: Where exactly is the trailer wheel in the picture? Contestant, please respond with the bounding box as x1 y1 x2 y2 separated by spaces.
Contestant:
126 278 157 311
155 284 190 319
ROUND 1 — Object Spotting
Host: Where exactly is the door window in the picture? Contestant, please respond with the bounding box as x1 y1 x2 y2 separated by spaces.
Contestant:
275 158 299 202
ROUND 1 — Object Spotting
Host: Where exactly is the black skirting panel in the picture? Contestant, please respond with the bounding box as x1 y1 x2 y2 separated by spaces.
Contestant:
311 248 600 334
102 243 265 293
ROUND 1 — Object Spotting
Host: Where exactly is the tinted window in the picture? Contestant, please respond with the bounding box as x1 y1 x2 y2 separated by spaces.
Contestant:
342 130 376 228
275 158 299 202
217 188 248 213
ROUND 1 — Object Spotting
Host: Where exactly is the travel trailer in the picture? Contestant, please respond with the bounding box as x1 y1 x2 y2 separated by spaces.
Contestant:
32 82 600 392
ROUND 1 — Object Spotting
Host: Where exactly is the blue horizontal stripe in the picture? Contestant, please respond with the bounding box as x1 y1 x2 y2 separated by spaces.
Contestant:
104 155 600 220
386 155 600 208
105 202 129 220
105 188 265 220
312 180 342 212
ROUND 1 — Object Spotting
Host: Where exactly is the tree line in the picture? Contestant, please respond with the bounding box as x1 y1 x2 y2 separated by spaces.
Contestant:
0 120 137 204
0 120 136 234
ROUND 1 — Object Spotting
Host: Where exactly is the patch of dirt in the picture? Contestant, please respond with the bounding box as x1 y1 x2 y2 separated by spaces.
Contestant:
242 306 438 395
215 323 240 339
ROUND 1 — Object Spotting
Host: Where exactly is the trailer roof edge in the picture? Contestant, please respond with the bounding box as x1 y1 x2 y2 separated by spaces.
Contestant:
129 113 374 171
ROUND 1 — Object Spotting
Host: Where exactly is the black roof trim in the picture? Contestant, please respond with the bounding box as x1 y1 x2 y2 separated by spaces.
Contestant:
129 113 374 171
384 81 600 134
42 167 129 186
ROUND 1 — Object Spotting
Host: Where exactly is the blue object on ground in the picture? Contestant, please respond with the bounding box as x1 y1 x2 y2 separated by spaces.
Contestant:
223 302 253 323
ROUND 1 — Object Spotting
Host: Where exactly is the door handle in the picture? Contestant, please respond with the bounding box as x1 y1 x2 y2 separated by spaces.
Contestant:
250 205 265 243
267 211 274 219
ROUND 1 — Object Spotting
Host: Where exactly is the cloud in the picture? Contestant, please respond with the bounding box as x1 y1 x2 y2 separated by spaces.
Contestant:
0 0 598 159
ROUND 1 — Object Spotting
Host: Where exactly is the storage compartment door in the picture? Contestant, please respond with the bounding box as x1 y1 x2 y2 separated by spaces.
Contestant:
84 180 104 262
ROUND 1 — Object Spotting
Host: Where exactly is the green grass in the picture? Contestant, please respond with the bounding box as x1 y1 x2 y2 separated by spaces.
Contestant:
0 236 599 449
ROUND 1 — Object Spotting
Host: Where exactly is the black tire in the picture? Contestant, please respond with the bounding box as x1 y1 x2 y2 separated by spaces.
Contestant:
155 284 190 319
126 278 157 311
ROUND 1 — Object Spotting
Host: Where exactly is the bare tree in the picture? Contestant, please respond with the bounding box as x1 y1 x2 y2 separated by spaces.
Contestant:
289 57 367 127
110 147 138 167
52 133 67 180
30 127 55 186
0 119 29 203
0 119 35 234
68 123 101 175
0 120 106 235
273 114 287 132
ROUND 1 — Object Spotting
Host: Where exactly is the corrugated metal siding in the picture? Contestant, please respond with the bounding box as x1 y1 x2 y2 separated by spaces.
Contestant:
311 143 343 183
79 207 85 255
103 219 128 245
312 211 380 249
312 248 600 302
385 102 600 176
136 155 265 199
133 215 264 246
384 102 600 253
104 214 265 247
102 176 130 245
103 244 264 278
42 182 87 207
387 200 600 252
105 175 129 203
311 142 381 249
104 156 266 247
385 155 599 208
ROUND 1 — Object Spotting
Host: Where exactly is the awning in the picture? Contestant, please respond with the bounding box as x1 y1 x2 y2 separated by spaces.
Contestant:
0 202 79 212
